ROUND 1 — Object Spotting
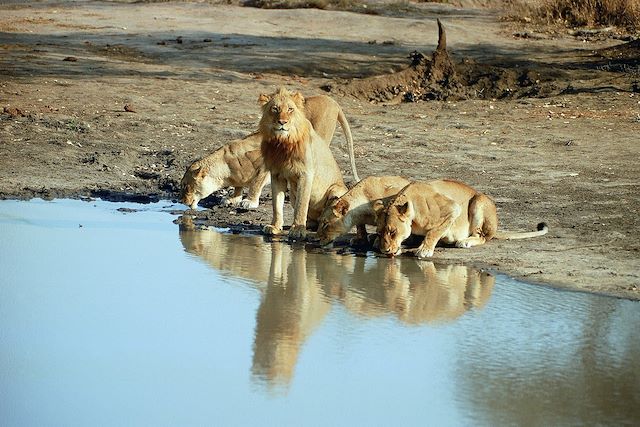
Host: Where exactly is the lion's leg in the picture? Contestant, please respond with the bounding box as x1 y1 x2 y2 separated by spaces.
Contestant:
264 176 286 236
456 194 497 248
241 170 270 209
416 197 461 259
223 187 243 206
288 180 297 207
479 194 498 241
289 173 313 240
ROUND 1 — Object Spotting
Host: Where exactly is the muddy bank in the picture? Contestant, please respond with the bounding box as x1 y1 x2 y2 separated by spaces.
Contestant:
326 22 639 103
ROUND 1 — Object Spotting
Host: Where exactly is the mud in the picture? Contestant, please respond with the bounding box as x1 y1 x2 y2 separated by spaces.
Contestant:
0 1 639 300
328 22 639 103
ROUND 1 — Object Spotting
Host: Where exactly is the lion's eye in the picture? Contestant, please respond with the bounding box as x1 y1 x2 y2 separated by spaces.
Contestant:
287 107 294 113
271 106 279 113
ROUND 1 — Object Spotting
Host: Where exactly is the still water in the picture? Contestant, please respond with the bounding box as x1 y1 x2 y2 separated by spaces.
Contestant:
1 199 638 426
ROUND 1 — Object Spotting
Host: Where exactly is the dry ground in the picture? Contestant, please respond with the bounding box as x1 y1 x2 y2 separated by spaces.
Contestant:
1 1 639 299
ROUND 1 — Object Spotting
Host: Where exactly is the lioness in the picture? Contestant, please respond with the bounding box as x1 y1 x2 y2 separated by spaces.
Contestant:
180 94 359 210
180 132 267 209
259 87 349 240
374 179 548 258
317 175 410 246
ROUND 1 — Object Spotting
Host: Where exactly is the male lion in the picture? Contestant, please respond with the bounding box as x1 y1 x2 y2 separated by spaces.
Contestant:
180 94 358 210
374 179 548 259
317 175 410 247
259 87 349 240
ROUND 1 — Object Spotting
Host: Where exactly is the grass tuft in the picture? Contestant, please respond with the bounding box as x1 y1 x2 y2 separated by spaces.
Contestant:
501 0 640 31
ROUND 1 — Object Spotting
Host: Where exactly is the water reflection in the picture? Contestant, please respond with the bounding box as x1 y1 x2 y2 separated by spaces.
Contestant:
179 219 495 390
457 286 640 426
3 200 638 425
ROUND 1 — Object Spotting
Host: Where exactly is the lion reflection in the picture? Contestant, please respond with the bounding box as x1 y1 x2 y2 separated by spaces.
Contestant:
178 216 272 289
178 222 494 391
335 259 495 324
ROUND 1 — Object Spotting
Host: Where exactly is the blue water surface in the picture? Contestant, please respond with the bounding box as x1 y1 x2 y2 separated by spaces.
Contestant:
0 199 638 427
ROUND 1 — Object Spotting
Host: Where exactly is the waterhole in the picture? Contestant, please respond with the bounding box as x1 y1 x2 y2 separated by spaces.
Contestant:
1 199 638 426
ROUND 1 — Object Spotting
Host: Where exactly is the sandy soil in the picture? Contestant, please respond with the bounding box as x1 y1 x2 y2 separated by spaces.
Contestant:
1 1 639 300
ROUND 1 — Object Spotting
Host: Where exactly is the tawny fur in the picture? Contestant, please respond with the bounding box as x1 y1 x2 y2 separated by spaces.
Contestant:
259 87 349 240
317 175 410 246
180 94 357 209
180 132 267 209
375 179 548 259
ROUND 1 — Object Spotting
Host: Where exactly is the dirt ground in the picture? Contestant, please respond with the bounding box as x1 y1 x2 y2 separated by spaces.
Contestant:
1 1 639 300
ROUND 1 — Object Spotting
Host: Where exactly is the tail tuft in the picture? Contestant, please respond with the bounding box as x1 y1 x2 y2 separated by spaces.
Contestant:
495 221 549 240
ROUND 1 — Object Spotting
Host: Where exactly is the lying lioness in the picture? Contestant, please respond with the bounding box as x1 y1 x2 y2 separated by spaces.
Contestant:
180 94 358 210
374 179 548 258
317 175 410 246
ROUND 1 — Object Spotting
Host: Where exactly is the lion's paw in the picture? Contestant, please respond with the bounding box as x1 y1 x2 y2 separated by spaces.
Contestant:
222 196 242 206
263 225 283 236
239 199 259 209
415 247 434 259
288 225 307 241
455 239 473 248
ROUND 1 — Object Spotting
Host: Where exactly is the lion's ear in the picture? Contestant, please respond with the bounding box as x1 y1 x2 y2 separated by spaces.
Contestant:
258 93 271 106
292 91 305 109
334 199 349 216
196 167 209 178
395 201 413 218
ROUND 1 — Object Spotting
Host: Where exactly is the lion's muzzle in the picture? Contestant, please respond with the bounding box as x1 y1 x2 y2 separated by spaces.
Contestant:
379 242 401 257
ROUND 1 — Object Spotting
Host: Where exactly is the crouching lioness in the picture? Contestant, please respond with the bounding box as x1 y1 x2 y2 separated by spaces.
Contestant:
317 175 410 246
180 94 359 210
259 87 349 240
180 132 267 209
374 179 548 258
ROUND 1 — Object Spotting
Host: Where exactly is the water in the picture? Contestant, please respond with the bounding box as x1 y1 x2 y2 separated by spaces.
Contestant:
1 199 638 426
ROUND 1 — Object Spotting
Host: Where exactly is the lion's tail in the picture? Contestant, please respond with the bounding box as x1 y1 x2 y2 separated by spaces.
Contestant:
494 222 549 240
337 107 360 182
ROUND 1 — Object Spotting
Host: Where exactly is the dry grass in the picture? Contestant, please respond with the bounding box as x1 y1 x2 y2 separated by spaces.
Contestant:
507 0 640 31
240 0 640 31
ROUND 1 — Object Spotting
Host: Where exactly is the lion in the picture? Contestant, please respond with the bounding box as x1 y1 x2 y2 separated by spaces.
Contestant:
374 179 548 258
180 132 267 210
317 175 410 247
180 94 359 210
259 87 350 240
